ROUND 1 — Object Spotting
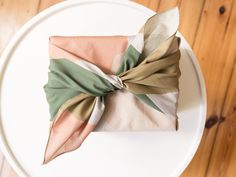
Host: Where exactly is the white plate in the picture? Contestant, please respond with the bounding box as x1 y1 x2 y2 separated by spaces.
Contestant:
0 0 206 177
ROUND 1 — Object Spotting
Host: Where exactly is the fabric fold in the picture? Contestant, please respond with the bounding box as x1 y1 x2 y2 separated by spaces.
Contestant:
43 7 181 164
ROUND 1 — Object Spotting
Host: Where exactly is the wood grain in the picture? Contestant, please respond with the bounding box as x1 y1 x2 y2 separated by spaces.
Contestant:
0 0 40 54
158 0 180 12
207 112 236 177
134 0 159 11
207 18 236 175
178 0 205 45
181 0 236 176
38 0 63 12
223 64 236 117
0 0 236 177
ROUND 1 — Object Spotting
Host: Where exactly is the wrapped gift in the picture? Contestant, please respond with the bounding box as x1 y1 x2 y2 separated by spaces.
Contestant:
43 8 181 164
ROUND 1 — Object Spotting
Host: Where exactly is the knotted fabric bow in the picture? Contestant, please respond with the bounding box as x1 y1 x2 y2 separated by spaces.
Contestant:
43 8 181 164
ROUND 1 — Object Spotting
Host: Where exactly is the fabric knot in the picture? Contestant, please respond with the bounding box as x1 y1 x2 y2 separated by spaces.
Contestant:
109 75 124 90
43 8 181 164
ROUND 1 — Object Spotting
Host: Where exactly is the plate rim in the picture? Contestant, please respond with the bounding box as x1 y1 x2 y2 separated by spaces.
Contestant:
0 0 207 177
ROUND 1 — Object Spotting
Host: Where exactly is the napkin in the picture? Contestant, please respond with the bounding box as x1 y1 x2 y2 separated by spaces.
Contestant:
43 8 181 164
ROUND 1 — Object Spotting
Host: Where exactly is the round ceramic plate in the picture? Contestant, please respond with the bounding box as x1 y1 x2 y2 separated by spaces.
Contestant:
0 0 206 177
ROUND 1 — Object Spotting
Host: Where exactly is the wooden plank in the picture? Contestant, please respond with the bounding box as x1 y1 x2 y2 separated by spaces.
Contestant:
178 0 205 45
193 0 235 116
157 0 180 12
0 0 40 55
38 0 63 12
222 71 236 118
206 112 236 177
182 0 236 176
220 3 236 118
133 0 160 12
206 18 236 175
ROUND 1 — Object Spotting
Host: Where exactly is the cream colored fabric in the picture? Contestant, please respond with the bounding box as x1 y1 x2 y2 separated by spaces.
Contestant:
96 90 177 131
43 8 181 164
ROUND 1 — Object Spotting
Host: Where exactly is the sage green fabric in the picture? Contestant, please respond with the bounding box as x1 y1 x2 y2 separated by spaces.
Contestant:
44 58 116 119
116 45 141 75
44 9 181 122
42 8 182 165
115 43 161 112
44 35 180 121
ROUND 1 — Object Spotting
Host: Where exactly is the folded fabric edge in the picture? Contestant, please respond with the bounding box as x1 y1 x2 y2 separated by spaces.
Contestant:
43 96 104 164
42 6 181 165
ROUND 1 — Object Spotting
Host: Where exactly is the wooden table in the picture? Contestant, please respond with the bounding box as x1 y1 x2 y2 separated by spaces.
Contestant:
0 0 235 176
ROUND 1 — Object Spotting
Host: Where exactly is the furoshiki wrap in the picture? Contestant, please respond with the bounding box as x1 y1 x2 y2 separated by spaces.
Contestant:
43 8 181 164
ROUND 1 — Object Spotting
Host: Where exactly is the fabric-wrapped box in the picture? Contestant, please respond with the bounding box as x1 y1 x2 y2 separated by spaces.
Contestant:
43 8 181 164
